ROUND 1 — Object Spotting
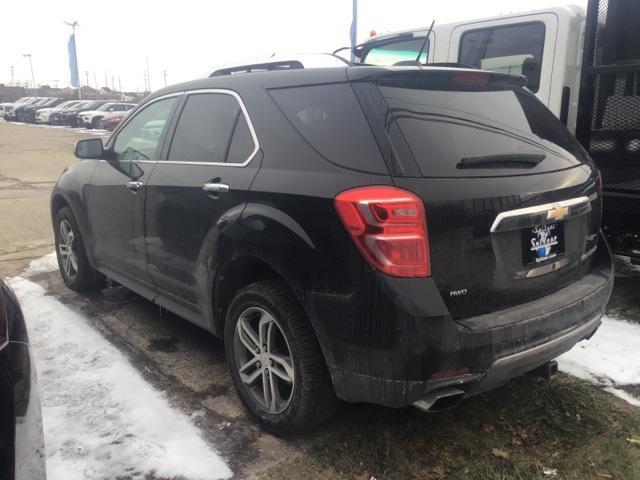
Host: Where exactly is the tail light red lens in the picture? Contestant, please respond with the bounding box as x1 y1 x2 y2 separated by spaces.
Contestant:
334 186 431 277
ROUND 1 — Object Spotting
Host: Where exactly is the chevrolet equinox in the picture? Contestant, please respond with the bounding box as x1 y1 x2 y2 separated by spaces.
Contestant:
51 65 613 433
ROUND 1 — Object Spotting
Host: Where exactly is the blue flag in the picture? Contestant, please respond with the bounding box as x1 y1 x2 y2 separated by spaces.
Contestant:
68 34 79 87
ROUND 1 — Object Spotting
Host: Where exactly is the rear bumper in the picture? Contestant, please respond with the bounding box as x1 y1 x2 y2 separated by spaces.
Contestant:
326 233 613 407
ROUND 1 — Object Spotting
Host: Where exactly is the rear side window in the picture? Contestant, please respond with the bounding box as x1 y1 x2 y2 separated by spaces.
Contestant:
269 83 388 174
357 77 588 178
459 22 545 92
168 93 256 164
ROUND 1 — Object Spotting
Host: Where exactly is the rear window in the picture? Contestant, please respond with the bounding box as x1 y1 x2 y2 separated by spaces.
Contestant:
355 77 588 178
459 22 545 92
269 83 388 174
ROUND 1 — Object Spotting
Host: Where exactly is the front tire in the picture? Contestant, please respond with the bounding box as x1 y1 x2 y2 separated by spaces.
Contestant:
54 207 105 291
224 280 338 434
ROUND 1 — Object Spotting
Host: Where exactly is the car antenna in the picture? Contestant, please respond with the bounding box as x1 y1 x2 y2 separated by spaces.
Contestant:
415 20 435 65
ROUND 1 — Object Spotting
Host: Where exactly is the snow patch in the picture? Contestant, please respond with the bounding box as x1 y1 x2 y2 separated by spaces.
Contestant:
558 315 640 405
8 276 231 480
24 252 59 275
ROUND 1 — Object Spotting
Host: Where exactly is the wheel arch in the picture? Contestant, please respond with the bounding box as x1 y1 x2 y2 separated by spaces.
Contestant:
50 187 97 268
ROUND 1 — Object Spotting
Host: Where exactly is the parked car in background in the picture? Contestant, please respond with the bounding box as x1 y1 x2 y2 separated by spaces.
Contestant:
0 97 35 117
3 98 48 121
50 100 107 127
54 64 612 433
0 280 46 480
19 98 64 123
99 110 130 131
78 102 136 129
35 100 81 124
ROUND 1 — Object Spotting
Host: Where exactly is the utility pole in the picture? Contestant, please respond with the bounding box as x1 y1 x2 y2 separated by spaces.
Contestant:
85 71 90 88
9 66 14 86
104 71 108 90
350 0 358 62
64 21 81 99
162 70 168 87
111 75 115 92
118 76 122 93
93 72 97 89
23 54 36 90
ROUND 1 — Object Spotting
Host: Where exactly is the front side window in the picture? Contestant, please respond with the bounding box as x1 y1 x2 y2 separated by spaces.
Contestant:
363 37 429 66
112 97 178 161
459 22 545 92
167 93 256 164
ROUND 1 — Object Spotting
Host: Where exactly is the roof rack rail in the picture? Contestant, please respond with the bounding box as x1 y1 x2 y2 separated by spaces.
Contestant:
210 60 304 77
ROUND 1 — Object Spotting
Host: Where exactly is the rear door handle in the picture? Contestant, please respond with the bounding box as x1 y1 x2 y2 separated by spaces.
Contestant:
126 181 144 191
203 182 230 194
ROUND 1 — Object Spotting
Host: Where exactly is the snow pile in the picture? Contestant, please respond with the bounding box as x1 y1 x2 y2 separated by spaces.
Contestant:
24 252 59 275
558 315 640 404
8 276 231 480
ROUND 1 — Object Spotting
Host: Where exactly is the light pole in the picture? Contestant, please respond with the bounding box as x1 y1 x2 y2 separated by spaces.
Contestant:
64 21 81 99
22 54 35 90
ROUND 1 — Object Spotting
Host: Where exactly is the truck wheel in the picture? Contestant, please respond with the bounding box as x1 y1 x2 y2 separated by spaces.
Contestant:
54 207 105 291
224 280 339 434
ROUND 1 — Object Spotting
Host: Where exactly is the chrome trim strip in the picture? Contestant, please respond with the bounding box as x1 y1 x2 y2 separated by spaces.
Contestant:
581 245 597 261
490 196 591 233
514 257 570 279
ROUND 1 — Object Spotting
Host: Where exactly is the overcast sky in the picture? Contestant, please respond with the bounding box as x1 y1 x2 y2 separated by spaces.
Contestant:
1 0 586 92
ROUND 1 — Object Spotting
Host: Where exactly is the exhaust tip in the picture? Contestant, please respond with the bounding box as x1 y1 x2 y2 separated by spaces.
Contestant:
412 387 465 413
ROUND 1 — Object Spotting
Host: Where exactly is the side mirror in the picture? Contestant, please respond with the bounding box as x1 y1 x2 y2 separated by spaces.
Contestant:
74 138 104 159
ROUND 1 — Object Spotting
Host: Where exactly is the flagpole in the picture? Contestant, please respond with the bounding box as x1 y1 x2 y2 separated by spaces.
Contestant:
350 0 358 63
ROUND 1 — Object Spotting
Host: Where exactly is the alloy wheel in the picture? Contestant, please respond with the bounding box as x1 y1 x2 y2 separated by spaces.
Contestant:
233 307 295 414
58 219 79 280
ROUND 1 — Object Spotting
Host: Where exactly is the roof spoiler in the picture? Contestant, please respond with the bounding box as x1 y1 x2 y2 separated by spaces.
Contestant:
347 67 528 88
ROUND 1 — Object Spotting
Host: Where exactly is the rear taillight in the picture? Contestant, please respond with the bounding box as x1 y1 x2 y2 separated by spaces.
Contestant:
334 186 431 277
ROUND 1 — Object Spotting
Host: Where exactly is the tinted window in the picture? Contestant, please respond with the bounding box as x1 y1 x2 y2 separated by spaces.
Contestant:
270 83 387 174
361 80 587 178
364 37 429 66
112 97 177 161
168 93 255 164
459 22 545 92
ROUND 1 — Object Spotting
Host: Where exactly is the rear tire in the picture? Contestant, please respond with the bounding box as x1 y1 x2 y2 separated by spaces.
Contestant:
224 280 339 434
54 207 105 291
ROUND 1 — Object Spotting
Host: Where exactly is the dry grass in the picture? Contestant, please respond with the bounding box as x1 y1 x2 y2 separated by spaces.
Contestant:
262 375 640 480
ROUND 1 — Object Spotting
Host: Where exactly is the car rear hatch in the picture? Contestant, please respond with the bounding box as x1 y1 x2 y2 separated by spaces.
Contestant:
349 67 602 319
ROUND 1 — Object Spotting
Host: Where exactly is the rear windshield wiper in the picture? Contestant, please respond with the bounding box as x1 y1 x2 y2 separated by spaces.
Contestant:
457 154 546 169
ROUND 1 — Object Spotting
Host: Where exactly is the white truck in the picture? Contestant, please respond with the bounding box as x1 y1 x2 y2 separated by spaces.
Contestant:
355 0 640 262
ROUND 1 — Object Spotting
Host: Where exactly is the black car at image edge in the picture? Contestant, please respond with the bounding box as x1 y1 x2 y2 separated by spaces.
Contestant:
50 65 613 433
0 280 46 480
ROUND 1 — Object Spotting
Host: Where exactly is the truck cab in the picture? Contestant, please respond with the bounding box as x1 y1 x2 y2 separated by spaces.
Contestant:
356 1 640 263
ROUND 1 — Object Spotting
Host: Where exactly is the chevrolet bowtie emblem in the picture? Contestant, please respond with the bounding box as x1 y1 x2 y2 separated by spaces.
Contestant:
546 205 569 221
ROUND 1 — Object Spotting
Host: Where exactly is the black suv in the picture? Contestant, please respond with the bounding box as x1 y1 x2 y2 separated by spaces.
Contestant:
51 65 613 433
